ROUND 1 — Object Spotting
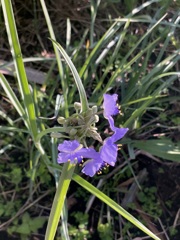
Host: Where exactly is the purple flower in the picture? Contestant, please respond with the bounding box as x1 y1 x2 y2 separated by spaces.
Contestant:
103 93 128 134
81 139 117 177
57 126 128 177
81 127 128 176
57 93 129 177
81 157 103 177
57 140 102 176
57 140 100 167
110 127 128 143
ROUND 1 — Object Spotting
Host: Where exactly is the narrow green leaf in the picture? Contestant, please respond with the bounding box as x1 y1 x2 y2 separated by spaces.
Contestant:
132 139 180 162
0 73 29 128
49 39 89 112
45 163 75 240
72 173 161 240
1 0 38 138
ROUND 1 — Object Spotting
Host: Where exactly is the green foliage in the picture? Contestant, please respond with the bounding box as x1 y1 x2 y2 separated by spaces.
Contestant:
7 212 46 240
10 167 22 186
124 0 138 12
169 226 178 237
74 185 90 201
71 211 89 225
98 222 113 240
137 187 162 218
69 212 89 240
132 139 180 162
121 222 134 239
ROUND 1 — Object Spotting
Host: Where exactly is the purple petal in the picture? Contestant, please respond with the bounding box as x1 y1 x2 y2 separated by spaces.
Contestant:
80 148 104 176
100 138 117 166
78 148 100 159
57 140 85 164
106 115 116 131
103 94 119 118
82 158 103 177
58 140 80 152
57 152 83 164
57 152 69 163
110 127 129 143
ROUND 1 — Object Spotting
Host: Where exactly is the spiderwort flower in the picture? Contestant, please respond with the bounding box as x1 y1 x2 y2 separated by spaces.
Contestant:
57 93 128 177
57 140 103 177
57 127 128 177
103 93 119 130
82 127 128 176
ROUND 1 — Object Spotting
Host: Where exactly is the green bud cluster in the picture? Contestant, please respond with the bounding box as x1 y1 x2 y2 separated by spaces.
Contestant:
57 103 102 142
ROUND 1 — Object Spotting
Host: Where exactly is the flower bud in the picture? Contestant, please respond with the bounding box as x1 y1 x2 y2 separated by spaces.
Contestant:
87 129 102 143
74 102 81 110
92 105 97 114
69 128 78 136
51 132 64 138
57 117 66 124
94 115 99 123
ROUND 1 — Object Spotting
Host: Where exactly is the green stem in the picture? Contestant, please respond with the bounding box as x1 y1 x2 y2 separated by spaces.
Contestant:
35 127 64 143
45 163 75 240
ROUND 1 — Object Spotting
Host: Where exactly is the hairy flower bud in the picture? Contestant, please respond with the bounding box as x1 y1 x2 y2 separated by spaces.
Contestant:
94 115 99 123
74 102 82 111
69 128 78 136
87 128 103 143
92 105 97 114
51 132 64 138
57 117 66 124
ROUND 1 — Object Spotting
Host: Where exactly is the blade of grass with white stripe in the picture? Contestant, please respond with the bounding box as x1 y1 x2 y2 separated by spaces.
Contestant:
72 173 161 240
1 0 38 139
50 39 89 112
39 0 69 117
124 73 180 128
79 0 161 81
122 53 180 105
0 73 28 127
90 0 101 47
1 1 60 203
45 163 75 240
96 15 167 104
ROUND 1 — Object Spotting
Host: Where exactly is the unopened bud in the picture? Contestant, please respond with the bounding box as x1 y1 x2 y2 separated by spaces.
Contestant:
69 128 78 136
87 130 102 143
94 115 99 123
74 102 81 110
92 105 97 114
51 132 64 138
57 117 66 124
